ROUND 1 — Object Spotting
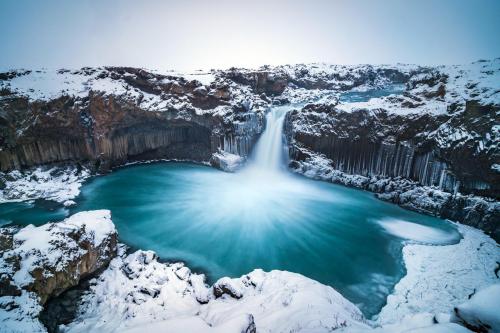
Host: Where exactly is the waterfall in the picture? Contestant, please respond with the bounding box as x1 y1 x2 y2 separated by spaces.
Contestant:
245 105 291 173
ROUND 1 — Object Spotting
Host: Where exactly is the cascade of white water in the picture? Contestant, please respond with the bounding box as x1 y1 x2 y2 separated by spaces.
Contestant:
246 105 291 173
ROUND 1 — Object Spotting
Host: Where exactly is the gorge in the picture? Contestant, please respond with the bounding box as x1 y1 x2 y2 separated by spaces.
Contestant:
0 60 499 333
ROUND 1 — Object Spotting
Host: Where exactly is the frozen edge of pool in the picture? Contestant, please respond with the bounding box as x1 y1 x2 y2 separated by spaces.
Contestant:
2 210 498 333
1 165 499 332
66 220 498 333
374 223 499 327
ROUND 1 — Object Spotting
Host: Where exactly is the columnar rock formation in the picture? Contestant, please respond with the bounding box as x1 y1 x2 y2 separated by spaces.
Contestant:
1 60 499 238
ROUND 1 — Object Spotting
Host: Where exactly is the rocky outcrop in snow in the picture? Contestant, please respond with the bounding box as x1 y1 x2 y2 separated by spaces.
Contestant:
0 210 117 333
61 249 368 333
0 165 90 204
284 59 499 240
287 99 499 199
452 284 500 333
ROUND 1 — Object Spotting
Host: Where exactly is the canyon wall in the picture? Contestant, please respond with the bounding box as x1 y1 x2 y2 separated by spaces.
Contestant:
286 102 500 240
286 103 499 199
0 68 266 172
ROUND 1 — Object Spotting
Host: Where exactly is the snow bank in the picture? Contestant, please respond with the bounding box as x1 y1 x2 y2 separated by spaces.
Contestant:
452 283 500 333
62 251 369 333
0 166 90 203
377 224 500 325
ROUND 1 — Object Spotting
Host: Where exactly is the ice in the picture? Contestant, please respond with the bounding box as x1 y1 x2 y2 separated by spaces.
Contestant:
378 224 500 325
376 218 459 244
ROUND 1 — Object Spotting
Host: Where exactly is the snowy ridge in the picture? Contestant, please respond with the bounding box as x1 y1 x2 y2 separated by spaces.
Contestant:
0 67 268 115
333 59 499 116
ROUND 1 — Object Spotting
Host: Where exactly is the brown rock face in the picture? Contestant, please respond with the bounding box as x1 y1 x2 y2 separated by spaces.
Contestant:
0 95 213 172
0 67 266 173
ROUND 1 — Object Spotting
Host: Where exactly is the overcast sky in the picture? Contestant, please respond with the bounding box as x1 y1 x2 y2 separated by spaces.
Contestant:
1 0 499 70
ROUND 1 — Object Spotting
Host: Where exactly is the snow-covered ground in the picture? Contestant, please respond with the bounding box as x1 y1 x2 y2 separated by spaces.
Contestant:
377 224 499 325
62 249 368 333
452 284 500 332
0 166 90 204
336 59 499 115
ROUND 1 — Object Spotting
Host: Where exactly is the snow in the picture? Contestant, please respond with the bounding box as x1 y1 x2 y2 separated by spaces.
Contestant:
281 86 338 105
377 224 500 325
341 313 473 333
179 72 216 86
335 58 499 116
452 283 500 332
0 291 46 333
210 150 245 172
0 166 90 203
4 210 113 287
63 210 116 247
62 251 369 333
0 68 181 114
0 210 116 333
336 96 448 115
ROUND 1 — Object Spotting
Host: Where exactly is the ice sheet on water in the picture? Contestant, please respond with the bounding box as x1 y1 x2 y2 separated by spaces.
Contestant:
376 218 460 245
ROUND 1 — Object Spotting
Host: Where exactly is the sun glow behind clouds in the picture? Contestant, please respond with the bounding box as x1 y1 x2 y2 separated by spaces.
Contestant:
1 0 499 70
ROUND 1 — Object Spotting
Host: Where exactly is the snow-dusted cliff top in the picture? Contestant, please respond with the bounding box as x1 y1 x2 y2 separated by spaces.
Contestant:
1 59 499 116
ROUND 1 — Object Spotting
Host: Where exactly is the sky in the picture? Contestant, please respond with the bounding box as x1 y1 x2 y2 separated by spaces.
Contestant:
1 0 499 70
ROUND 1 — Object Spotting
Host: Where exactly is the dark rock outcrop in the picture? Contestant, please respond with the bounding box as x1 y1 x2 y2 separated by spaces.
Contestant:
287 102 499 199
286 101 500 240
0 210 117 331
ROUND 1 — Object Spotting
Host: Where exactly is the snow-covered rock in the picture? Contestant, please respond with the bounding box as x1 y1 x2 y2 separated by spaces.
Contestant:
452 284 500 333
0 210 117 333
210 150 246 172
0 166 90 203
62 250 369 333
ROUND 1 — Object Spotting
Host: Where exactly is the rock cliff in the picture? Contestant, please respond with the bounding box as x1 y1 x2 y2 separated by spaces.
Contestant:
1 60 498 238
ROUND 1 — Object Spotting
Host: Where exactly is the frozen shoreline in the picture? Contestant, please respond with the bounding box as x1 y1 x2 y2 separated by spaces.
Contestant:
1 208 498 332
